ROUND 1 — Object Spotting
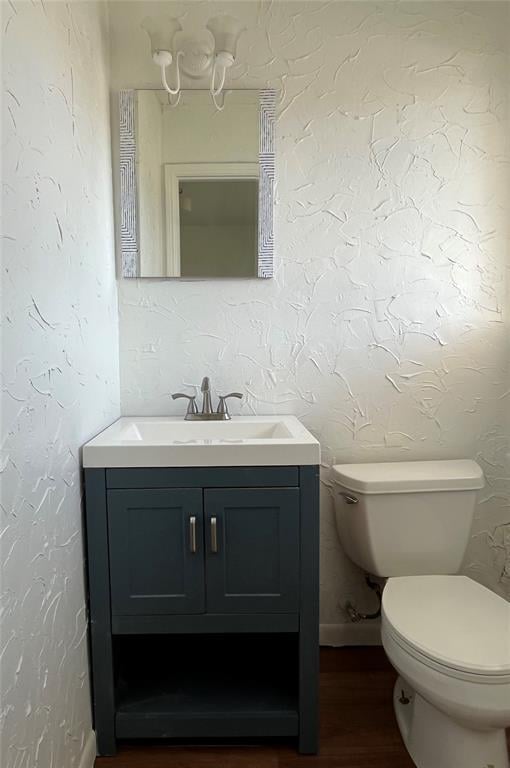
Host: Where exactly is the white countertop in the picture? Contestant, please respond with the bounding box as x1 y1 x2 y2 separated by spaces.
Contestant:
83 415 320 468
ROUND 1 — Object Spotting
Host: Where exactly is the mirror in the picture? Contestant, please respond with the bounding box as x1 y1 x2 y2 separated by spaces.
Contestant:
119 89 275 279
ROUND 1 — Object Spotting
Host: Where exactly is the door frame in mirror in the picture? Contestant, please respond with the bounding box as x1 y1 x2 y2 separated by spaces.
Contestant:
119 89 276 279
164 162 259 278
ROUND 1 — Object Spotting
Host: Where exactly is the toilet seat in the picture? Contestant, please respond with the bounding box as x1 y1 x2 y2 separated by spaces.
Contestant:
384 623 510 686
382 575 510 679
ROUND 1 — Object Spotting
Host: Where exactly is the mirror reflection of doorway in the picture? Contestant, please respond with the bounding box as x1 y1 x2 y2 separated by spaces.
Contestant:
178 179 259 277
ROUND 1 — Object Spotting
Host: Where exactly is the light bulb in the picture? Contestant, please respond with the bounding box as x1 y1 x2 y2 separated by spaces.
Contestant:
206 15 246 61
141 16 182 65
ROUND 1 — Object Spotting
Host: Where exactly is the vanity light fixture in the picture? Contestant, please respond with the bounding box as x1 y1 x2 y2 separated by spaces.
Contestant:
141 14 246 110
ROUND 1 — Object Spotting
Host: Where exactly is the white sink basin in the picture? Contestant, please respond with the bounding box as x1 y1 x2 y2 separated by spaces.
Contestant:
83 416 320 468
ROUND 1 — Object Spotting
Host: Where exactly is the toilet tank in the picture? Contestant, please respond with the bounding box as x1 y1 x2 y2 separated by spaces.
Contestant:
332 460 484 577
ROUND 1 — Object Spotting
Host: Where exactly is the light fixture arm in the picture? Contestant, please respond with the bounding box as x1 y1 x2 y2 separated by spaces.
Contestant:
210 59 227 97
211 89 226 111
160 50 184 96
210 51 234 111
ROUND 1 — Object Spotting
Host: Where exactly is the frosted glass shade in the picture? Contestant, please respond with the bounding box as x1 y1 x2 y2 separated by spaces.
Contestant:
141 16 182 54
206 15 246 58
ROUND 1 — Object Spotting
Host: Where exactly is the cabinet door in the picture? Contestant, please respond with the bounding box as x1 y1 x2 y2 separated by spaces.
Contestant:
204 488 300 613
108 489 204 615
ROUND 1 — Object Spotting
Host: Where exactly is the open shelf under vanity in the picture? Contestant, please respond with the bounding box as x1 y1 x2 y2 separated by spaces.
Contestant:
113 633 299 739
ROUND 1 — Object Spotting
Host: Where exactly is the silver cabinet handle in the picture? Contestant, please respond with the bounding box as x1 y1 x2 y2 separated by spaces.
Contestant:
210 517 218 553
189 516 197 553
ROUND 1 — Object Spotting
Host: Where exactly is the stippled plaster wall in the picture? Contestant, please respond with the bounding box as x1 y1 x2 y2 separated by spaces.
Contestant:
109 1 510 633
1 2 120 766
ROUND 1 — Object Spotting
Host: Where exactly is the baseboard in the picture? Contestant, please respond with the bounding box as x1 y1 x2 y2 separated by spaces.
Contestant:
78 730 96 768
320 621 382 647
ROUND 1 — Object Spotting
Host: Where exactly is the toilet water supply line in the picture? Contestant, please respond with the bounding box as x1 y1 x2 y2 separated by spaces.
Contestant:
345 576 383 623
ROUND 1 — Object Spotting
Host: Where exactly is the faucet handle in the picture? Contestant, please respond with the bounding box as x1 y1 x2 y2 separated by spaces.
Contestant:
172 393 198 417
217 392 243 418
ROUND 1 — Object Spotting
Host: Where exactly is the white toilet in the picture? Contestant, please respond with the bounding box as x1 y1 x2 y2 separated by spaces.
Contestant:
332 459 510 768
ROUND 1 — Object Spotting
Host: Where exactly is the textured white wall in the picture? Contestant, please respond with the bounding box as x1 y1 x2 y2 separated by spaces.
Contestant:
110 1 510 630
1 2 120 766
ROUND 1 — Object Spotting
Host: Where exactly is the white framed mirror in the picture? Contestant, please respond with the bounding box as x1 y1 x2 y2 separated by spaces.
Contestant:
119 89 275 279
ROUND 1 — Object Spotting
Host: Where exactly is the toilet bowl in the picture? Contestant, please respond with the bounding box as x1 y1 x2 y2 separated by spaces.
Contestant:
382 575 510 768
331 460 510 768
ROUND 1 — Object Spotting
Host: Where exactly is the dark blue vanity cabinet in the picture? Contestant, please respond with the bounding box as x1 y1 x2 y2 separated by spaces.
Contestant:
84 466 319 756
108 488 205 615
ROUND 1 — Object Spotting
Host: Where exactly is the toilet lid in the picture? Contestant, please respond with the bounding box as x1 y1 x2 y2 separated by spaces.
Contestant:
331 459 484 494
382 576 510 675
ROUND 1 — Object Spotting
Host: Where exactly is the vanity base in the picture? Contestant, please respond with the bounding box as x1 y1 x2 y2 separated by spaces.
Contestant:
84 465 319 756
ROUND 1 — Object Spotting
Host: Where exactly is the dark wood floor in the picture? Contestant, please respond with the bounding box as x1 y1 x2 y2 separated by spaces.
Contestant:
95 647 418 767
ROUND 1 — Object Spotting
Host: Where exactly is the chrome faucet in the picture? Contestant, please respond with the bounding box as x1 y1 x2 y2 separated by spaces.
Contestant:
172 377 242 420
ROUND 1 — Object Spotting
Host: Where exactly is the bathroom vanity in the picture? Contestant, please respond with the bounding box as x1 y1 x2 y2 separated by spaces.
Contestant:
83 416 320 756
